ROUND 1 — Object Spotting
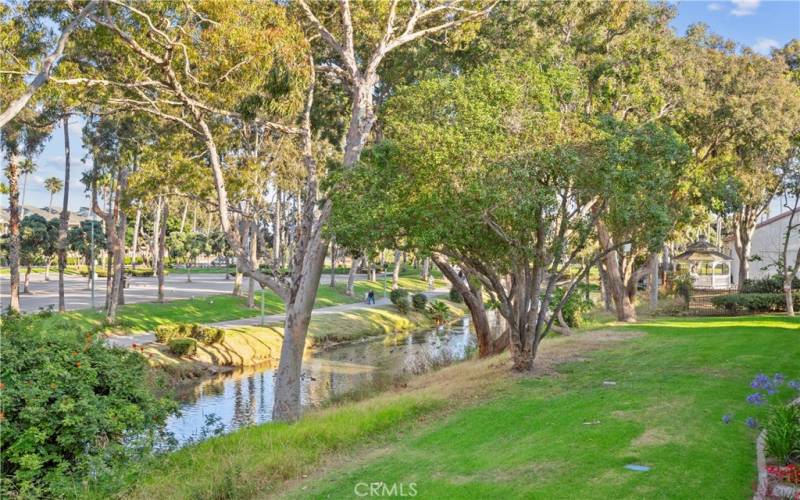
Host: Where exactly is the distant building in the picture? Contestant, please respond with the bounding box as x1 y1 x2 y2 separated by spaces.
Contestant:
0 205 89 233
724 208 800 285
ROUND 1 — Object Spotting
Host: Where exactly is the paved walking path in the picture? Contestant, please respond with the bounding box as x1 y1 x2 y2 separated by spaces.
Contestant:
106 289 447 348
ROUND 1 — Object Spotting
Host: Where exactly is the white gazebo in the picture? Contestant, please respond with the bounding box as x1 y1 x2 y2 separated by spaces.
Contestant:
673 235 734 290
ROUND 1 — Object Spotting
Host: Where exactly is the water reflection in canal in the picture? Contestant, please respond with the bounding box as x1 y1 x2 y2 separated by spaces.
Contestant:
166 316 477 445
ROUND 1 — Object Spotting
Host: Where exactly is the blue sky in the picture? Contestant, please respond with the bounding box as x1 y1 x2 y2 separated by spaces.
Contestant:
670 0 800 54
2 0 799 212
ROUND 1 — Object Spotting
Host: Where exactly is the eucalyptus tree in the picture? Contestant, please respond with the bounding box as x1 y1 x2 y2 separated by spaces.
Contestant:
48 0 494 421
0 1 98 129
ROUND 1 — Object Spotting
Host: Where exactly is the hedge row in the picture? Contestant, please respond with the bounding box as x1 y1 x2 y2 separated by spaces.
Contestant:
711 292 800 314
76 266 165 278
154 323 225 346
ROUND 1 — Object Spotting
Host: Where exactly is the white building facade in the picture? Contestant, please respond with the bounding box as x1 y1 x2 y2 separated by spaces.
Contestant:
725 209 800 286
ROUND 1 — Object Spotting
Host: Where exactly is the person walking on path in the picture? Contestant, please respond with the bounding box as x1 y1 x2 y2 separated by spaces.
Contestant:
367 290 375 305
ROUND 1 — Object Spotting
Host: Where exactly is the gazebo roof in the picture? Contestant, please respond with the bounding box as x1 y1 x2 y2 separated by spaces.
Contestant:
673 235 732 262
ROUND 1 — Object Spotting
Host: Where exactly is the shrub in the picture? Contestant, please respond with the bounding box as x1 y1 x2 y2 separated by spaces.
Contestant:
711 292 799 314
550 287 594 327
742 275 800 294
154 324 224 345
190 326 225 345
154 324 181 343
168 338 198 356
426 300 451 325
448 287 463 303
764 404 800 466
389 288 410 313
0 311 176 496
411 293 428 311
672 272 695 308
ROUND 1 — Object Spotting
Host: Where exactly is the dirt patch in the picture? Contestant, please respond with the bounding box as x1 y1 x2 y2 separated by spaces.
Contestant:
631 428 673 447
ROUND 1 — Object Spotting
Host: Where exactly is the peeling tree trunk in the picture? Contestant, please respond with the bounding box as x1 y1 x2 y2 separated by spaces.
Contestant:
596 220 637 322
391 249 401 290
432 254 499 357
7 150 21 312
247 222 257 308
130 206 141 270
106 168 128 321
157 203 168 303
421 257 430 281
179 200 188 233
23 264 32 294
346 255 361 296
44 258 52 281
271 238 328 422
151 196 163 270
329 239 337 287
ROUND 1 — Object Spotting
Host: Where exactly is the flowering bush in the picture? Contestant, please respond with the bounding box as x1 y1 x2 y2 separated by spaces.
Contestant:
724 372 800 488
0 311 176 497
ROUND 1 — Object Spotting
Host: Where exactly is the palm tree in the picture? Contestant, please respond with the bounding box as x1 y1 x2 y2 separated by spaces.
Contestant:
44 176 63 213
19 158 36 217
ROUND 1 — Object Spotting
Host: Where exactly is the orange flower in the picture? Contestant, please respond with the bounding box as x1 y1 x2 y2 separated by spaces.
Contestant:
76 361 81 368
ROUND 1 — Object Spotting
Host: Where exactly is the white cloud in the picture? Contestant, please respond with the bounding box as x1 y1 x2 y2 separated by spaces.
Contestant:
731 0 761 16
707 2 723 11
752 37 780 55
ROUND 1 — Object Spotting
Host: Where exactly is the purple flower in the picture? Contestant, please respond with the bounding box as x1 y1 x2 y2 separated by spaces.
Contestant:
788 380 800 391
751 373 770 390
766 386 778 395
745 417 758 429
773 373 785 385
722 414 732 424
746 393 766 405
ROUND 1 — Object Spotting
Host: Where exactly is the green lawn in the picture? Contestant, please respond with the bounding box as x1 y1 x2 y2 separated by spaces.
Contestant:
99 314 800 499
291 315 800 499
51 276 446 334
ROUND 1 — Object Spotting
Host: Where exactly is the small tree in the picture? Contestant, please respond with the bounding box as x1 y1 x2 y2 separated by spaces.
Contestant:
19 214 49 294
43 176 63 213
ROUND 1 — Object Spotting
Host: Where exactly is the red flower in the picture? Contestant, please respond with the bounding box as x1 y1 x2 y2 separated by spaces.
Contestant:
767 464 800 485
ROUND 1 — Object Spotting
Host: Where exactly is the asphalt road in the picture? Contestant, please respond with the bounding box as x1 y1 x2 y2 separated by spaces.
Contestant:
0 272 364 313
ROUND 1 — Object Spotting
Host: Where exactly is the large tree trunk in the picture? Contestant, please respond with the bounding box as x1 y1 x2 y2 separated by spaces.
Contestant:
391 249 401 290
432 254 505 357
23 264 32 294
106 168 128 322
247 222 257 308
346 256 361 296
271 240 328 422
733 206 760 289
179 200 188 233
6 150 21 312
157 203 168 302
599 263 613 312
44 258 52 281
596 220 637 322
130 206 141 270
58 115 71 312
329 239 336 287
273 189 282 269
151 196 163 270
421 257 430 280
